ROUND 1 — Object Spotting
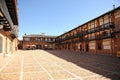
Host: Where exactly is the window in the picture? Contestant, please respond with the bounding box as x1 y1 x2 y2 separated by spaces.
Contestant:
24 37 30 41
30 38 34 41
88 23 91 29
37 38 41 42
89 41 95 49
52 38 54 41
43 38 45 42
94 20 97 27
99 18 103 25
91 33 95 39
45 38 48 42
49 38 52 42
104 15 109 24
91 22 94 28
103 39 111 49
41 38 43 42
88 34 91 39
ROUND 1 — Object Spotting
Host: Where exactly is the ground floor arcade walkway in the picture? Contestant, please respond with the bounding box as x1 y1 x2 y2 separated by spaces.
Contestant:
0 50 120 80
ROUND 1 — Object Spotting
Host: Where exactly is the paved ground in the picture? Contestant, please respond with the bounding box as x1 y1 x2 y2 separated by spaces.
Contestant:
0 50 120 80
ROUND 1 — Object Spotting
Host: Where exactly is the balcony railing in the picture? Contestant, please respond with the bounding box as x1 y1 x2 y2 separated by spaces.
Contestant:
89 22 115 33
94 26 100 32
109 22 115 28
55 22 115 44
88 28 95 34
89 33 115 41
101 22 115 30
55 33 115 44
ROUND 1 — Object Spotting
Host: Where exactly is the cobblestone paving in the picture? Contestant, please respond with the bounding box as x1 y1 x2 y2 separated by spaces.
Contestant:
0 50 120 80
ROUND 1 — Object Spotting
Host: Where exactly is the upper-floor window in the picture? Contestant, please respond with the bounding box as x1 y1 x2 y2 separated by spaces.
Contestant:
48 38 51 42
37 38 41 42
52 38 54 42
45 38 48 42
91 22 94 29
94 20 97 27
115 10 120 19
30 38 34 41
99 18 103 25
24 37 30 41
104 15 109 24
88 23 91 29
91 33 95 39
84 25 88 31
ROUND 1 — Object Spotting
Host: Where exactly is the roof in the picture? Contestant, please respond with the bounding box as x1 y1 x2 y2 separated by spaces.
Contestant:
5 0 18 25
23 34 57 38
57 6 120 38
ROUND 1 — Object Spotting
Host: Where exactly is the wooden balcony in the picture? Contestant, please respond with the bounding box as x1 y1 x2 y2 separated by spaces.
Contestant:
109 22 115 28
55 22 116 44
101 22 115 30
93 22 115 32
0 0 14 29
94 26 101 32
10 34 16 39
3 26 11 31
88 28 95 34
0 0 18 37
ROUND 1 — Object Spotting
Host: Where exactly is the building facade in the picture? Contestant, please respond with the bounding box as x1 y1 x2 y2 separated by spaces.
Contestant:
0 0 19 56
55 6 120 55
18 40 23 49
22 34 56 50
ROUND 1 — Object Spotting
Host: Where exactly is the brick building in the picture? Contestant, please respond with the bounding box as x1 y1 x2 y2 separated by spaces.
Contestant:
22 34 56 50
55 6 120 55
0 0 19 56
18 40 23 49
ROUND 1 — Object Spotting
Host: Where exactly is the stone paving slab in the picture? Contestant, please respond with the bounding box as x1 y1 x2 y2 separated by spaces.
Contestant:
0 50 120 80
24 67 43 72
49 71 75 80
0 73 20 80
23 72 51 80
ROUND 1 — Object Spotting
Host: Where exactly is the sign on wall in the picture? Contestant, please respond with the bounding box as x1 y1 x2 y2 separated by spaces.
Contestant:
103 39 111 49
0 25 3 29
89 41 95 49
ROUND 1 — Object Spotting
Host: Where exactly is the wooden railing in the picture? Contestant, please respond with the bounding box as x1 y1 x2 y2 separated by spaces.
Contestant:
55 22 115 43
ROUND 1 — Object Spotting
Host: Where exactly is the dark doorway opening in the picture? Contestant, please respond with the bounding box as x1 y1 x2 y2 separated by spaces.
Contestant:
86 44 89 52
68 44 70 50
36 45 42 49
80 44 82 51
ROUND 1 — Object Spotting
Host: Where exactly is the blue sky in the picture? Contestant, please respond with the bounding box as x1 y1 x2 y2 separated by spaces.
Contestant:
18 0 120 39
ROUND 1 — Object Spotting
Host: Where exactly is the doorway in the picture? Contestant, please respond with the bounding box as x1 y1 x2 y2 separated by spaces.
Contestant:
80 44 82 51
36 45 42 49
68 44 70 50
86 44 89 52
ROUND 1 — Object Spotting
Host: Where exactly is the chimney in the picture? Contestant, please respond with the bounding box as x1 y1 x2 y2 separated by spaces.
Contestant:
113 4 115 9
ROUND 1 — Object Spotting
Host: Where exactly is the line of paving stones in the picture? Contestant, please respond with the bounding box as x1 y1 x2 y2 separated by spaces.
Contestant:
0 50 118 80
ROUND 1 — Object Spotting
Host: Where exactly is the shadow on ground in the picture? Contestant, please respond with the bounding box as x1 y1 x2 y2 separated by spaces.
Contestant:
46 50 120 80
